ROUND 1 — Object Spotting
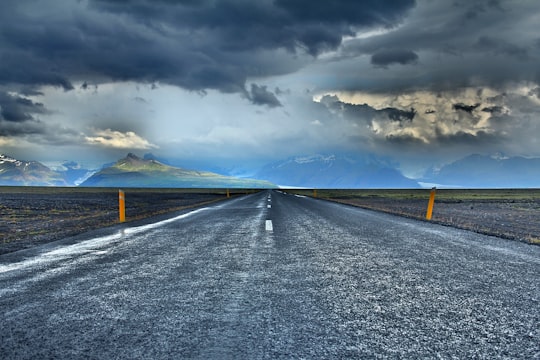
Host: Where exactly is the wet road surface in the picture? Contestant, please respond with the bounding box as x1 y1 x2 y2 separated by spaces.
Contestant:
1 190 539 358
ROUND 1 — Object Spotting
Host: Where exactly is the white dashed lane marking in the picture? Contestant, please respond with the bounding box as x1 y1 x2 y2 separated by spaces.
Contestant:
265 220 273 231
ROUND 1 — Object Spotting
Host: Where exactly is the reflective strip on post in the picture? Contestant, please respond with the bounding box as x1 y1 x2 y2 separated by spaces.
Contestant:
119 189 126 223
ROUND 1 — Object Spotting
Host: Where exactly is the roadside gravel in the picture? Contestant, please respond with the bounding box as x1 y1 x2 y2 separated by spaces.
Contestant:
0 188 227 255
2 187 539 256
325 196 540 245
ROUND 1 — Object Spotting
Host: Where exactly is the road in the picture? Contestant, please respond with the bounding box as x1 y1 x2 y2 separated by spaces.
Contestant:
1 190 539 359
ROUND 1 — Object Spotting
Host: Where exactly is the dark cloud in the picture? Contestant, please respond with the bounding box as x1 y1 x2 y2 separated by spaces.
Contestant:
0 119 44 137
0 92 49 122
0 115 82 144
320 95 415 124
0 91 80 142
434 129 503 146
91 0 415 55
385 133 425 146
381 107 416 122
320 95 376 121
274 0 415 25
337 1 539 93
273 0 416 56
453 103 480 114
0 0 416 97
529 87 540 98
19 88 44 97
371 49 419 67
319 95 341 105
481 106 504 114
374 124 506 156
248 84 282 108
0 91 78 144
475 36 528 59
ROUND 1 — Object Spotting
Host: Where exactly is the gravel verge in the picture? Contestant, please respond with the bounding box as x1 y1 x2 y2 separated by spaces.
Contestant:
322 193 540 245
3 188 539 256
0 187 231 255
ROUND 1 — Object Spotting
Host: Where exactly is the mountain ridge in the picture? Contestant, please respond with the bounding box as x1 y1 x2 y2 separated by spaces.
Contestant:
3 152 540 188
256 154 420 188
0 154 68 186
81 153 276 188
423 154 540 188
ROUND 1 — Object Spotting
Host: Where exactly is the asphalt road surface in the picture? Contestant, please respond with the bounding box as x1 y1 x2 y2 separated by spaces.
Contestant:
1 190 539 359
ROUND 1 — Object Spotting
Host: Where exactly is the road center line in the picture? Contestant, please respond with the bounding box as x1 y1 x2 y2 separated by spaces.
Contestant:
265 220 273 231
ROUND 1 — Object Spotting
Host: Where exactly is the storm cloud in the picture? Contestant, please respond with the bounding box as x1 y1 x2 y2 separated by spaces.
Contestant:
316 88 532 159
248 84 282 108
1 0 540 178
332 0 540 93
453 103 480 114
0 92 48 122
371 49 419 67
0 0 416 95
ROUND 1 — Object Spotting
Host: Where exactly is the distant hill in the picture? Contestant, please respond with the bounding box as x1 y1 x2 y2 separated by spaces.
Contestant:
256 154 419 188
423 154 540 188
0 154 67 186
81 153 276 188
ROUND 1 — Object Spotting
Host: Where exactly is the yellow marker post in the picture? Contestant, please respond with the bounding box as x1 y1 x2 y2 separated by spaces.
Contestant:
119 189 126 223
426 187 436 220
226 189 230 198
313 189 317 198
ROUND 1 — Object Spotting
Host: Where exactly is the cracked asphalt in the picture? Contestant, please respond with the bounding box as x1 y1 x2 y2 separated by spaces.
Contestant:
1 190 539 359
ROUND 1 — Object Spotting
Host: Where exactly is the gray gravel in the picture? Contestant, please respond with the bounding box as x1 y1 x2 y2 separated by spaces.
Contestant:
1 190 539 359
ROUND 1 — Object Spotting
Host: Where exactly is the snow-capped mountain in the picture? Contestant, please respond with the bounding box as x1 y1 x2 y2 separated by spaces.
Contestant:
0 154 68 186
256 154 420 188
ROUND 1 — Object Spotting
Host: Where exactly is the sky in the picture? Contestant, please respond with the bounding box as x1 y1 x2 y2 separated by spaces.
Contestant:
1 0 540 178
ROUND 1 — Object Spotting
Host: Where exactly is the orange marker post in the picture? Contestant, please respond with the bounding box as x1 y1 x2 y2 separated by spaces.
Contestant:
426 187 436 220
119 189 126 223
313 189 317 198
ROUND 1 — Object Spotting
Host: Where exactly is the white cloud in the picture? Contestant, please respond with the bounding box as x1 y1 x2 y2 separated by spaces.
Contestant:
85 129 158 150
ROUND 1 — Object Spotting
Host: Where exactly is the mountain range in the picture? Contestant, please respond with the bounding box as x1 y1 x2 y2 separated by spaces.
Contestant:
2 152 540 188
80 153 275 188
423 154 540 188
0 154 68 186
255 154 420 188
